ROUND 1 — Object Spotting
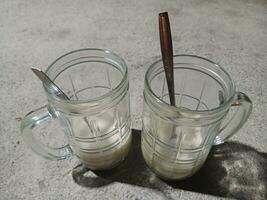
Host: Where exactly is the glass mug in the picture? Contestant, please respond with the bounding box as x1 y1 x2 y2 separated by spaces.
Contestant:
21 49 132 170
142 55 252 180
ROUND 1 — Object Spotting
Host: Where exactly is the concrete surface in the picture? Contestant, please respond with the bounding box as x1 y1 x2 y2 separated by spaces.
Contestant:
0 0 266 199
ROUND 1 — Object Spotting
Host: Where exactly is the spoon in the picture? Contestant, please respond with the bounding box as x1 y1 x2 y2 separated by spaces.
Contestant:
31 67 70 100
159 12 176 106
31 67 93 132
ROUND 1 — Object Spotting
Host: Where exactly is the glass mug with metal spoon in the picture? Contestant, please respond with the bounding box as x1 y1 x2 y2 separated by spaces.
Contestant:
141 12 252 181
21 49 132 170
141 54 252 180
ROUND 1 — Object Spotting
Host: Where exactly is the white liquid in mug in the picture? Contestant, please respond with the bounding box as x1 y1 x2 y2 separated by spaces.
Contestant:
142 117 212 180
70 110 131 170
79 131 131 169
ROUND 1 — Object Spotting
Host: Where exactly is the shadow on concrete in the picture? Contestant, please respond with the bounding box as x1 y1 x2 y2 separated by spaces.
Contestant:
72 129 267 200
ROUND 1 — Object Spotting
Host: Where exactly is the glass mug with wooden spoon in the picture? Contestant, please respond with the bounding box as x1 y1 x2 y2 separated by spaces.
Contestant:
142 55 252 180
21 49 131 170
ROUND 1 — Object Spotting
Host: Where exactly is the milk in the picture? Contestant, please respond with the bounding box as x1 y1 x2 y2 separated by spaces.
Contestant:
70 109 131 170
141 116 209 180
79 129 131 169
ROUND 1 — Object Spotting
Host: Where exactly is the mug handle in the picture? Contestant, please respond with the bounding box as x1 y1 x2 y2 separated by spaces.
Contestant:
214 92 252 145
20 105 73 160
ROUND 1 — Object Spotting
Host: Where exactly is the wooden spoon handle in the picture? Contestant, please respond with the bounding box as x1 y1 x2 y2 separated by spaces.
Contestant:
159 12 175 106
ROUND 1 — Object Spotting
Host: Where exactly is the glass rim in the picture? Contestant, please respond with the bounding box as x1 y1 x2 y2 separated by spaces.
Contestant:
144 54 236 115
44 48 128 105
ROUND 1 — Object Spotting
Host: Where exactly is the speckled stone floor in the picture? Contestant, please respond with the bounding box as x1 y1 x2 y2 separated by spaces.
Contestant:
0 0 266 199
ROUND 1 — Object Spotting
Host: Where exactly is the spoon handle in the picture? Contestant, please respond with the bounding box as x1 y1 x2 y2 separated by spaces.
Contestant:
31 67 70 100
159 12 176 106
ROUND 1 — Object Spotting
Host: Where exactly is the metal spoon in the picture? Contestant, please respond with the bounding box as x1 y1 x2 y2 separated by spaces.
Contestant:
159 12 176 106
31 67 93 132
31 67 70 100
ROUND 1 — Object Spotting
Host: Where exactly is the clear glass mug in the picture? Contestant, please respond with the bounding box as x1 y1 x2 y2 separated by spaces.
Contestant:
142 55 252 180
21 49 132 170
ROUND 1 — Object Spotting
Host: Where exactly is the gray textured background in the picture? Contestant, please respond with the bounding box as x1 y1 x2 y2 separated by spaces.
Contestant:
0 0 266 199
